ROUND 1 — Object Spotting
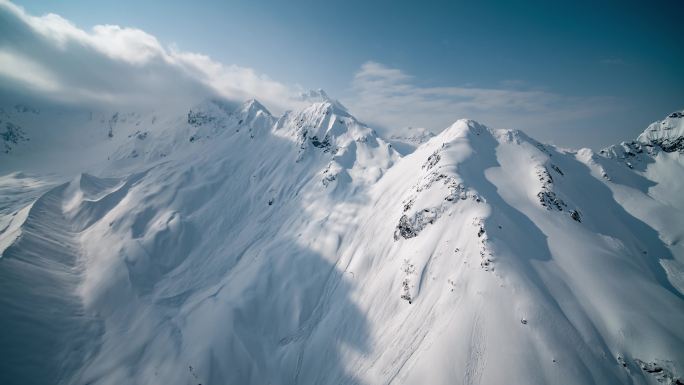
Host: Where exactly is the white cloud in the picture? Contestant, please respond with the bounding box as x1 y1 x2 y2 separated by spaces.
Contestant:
344 61 614 140
0 50 61 92
0 0 306 112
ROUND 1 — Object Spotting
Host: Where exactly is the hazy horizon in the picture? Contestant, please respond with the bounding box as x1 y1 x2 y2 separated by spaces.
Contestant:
2 0 683 149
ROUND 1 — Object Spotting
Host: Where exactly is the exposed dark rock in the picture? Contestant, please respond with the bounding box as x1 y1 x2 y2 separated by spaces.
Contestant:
395 215 418 240
570 210 581 222
128 130 148 140
187 110 217 127
415 172 475 203
401 278 412 304
422 151 441 170
551 164 564 176
403 198 414 212
538 191 566 211
617 355 627 368
651 136 684 153
310 135 331 151
393 209 439 241
321 165 337 187
1 121 29 153
400 260 415 303
322 173 336 186
536 166 553 184
633 359 682 384
445 180 469 201
536 143 552 156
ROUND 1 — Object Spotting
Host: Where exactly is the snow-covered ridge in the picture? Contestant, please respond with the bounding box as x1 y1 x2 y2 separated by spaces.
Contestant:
0 98 683 385
600 110 684 170
274 99 398 188
637 110 684 152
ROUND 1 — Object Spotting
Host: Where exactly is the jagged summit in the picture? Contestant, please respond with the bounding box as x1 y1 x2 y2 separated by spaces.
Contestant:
232 99 275 138
271 96 398 188
600 109 684 167
298 88 348 113
186 98 272 128
275 97 370 145
238 98 272 117
637 109 684 152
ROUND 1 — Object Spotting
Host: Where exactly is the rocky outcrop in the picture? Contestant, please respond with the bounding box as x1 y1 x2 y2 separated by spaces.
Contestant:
394 209 439 240
1 121 28 153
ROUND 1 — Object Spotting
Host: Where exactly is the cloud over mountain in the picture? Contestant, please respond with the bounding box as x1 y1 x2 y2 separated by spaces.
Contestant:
0 0 620 147
0 0 305 112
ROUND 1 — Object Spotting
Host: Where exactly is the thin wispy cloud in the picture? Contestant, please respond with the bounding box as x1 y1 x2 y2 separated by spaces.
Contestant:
344 61 615 139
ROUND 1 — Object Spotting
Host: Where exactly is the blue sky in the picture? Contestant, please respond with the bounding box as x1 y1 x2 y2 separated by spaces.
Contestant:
3 0 684 148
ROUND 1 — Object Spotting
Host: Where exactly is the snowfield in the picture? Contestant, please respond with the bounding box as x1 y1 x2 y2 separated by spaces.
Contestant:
0 97 683 385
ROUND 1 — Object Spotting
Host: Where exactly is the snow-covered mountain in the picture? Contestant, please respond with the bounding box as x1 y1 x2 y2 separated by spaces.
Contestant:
387 126 436 156
0 98 683 385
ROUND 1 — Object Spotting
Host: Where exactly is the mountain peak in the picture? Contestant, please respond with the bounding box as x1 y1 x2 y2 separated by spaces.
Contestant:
600 109 684 162
636 109 684 152
436 118 490 142
239 98 271 116
299 88 348 113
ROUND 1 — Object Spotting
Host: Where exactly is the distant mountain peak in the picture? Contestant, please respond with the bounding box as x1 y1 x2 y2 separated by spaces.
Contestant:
601 109 684 162
299 88 348 113
239 98 271 117
436 118 491 142
636 109 684 153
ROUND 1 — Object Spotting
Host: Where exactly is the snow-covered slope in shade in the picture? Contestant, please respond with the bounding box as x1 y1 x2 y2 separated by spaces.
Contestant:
591 109 684 295
0 101 682 385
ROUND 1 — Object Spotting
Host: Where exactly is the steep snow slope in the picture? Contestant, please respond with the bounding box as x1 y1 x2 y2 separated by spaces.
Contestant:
0 101 682 385
594 110 684 295
348 118 683 384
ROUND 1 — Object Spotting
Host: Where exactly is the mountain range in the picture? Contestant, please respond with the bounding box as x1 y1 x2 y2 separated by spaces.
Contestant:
1 94 683 385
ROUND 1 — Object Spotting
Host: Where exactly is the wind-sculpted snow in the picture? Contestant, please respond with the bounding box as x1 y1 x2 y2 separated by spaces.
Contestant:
0 101 683 385
0 183 101 385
